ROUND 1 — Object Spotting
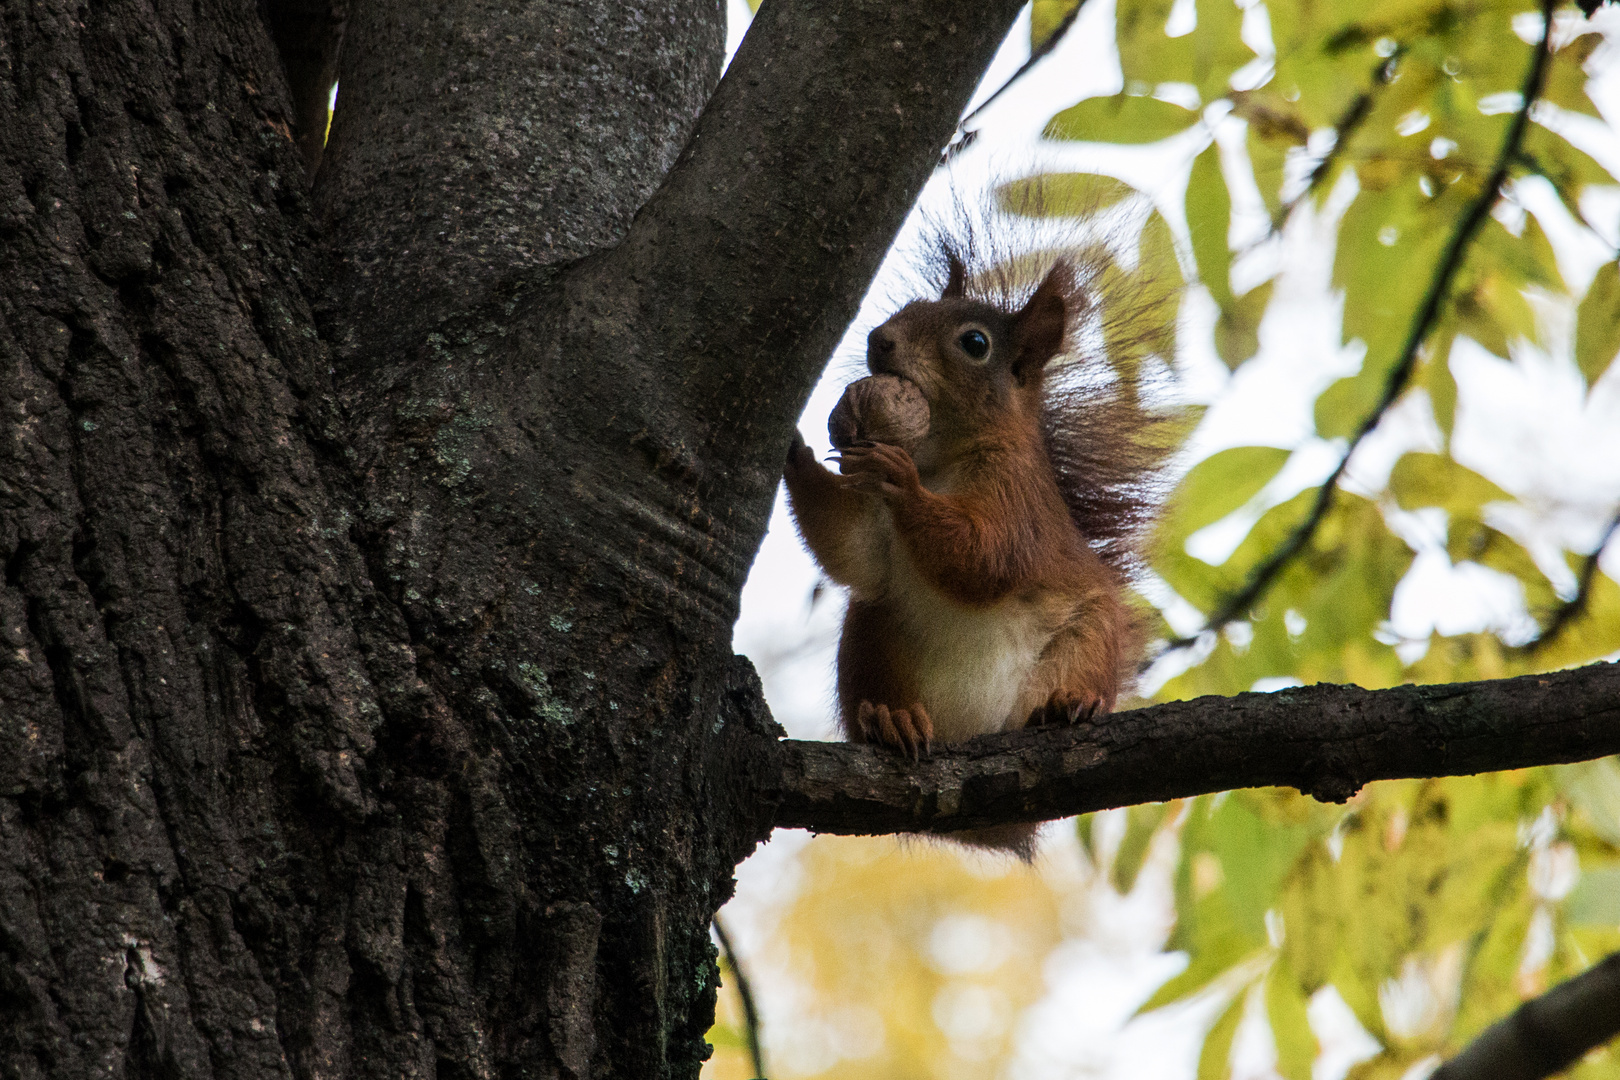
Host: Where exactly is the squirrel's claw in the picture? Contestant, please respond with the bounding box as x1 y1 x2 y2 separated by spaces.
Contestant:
835 442 920 500
856 700 933 760
1027 691 1104 728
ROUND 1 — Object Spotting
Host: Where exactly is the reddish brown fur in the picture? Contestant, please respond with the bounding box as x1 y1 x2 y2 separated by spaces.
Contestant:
784 244 1165 858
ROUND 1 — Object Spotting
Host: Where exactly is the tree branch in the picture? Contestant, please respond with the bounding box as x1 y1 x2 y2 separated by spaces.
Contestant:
768 662 1620 835
1432 950 1620 1080
595 0 1027 471
1164 0 1556 651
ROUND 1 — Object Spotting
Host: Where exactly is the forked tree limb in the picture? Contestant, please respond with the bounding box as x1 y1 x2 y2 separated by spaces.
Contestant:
1433 950 1620 1080
601 0 1026 471
770 662 1620 834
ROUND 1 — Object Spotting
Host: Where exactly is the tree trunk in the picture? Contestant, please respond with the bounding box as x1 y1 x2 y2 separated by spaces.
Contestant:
0 0 1017 1075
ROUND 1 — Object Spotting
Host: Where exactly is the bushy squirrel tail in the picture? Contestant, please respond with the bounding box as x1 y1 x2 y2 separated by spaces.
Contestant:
945 822 1042 862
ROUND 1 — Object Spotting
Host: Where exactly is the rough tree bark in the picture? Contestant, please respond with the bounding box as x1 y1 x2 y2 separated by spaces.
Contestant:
1 0 1616 1077
0 0 1018 1075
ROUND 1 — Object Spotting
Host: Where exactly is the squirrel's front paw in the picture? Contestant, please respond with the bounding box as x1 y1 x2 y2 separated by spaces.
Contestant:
856 700 933 760
1027 691 1103 727
835 442 921 500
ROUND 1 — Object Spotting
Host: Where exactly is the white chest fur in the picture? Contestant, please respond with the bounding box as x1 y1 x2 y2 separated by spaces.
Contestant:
881 548 1051 742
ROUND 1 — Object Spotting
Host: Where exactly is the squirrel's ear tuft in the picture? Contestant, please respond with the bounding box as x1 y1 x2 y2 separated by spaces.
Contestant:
942 254 967 299
1011 262 1072 382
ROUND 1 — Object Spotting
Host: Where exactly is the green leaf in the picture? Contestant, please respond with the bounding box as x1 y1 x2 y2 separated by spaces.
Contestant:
1198 993 1246 1080
1451 266 1536 357
1216 282 1275 370
1267 956 1318 1080
1031 0 1082 49
997 173 1137 219
1162 447 1292 544
1445 518 1555 615
1542 31 1604 120
1576 261 1620 388
1154 446 1291 609
1479 211 1563 294
1232 92 1311 218
1189 140 1234 308
1450 214 1565 360
1446 519 1558 613
1141 794 1306 1013
1422 325 1459 438
1174 791 1319 950
1076 812 1096 861
1114 802 1172 893
1329 176 1481 439
1115 0 1255 99
1566 866 1620 927
1046 93 1200 144
1348 1052 1452 1080
1313 370 1380 441
1524 122 1618 196
1098 209 1184 370
1158 490 1413 696
1556 758 1620 848
1143 939 1264 1011
1527 564 1620 669
1388 453 1510 514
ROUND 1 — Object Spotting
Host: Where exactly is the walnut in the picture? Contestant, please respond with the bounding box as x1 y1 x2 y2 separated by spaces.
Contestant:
828 375 931 451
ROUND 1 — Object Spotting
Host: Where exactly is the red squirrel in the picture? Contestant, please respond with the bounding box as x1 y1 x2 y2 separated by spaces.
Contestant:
784 246 1167 857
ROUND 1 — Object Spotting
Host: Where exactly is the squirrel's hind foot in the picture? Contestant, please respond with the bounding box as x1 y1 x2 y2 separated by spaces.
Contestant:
856 700 933 759
1027 691 1102 728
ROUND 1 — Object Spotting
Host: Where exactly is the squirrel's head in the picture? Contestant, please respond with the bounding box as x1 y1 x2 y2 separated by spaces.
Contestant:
865 257 1074 448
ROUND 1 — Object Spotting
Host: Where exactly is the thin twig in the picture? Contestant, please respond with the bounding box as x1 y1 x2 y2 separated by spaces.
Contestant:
1262 50 1399 236
1520 504 1620 654
1162 0 1558 652
945 0 1089 160
713 915 767 1079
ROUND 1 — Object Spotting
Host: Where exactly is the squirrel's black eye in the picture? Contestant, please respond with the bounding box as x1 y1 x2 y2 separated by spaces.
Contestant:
958 329 990 360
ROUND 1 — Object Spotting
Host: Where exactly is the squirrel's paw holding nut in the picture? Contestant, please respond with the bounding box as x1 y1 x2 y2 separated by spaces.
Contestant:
835 442 921 500
1027 691 1103 728
856 700 933 760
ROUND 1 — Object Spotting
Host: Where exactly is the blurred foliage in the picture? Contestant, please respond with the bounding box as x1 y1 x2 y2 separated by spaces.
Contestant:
705 835 1080 1079
1146 778 1620 1078
708 0 1620 1071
